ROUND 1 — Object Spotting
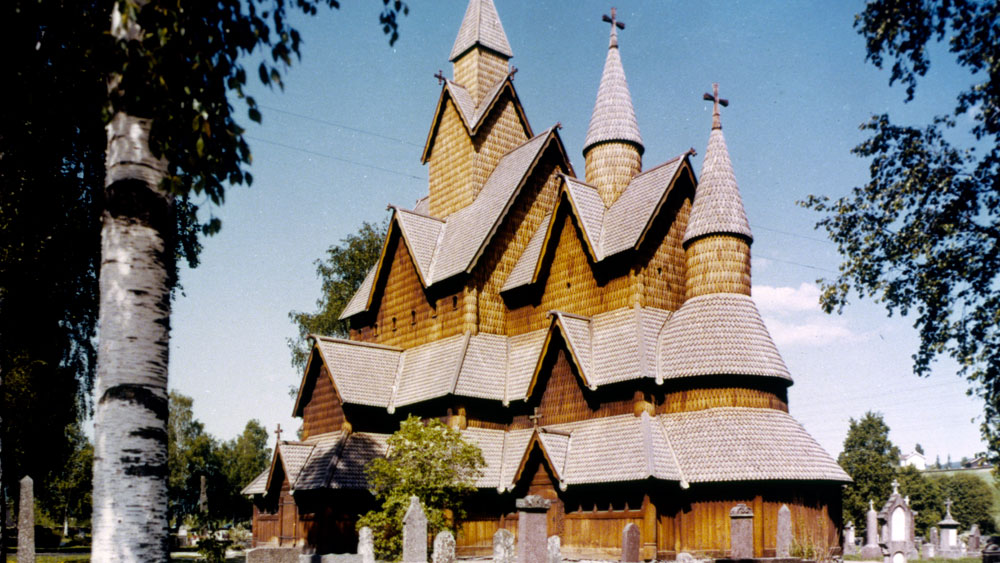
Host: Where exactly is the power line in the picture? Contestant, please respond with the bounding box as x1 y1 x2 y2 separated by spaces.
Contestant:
257 104 423 148
754 253 837 273
755 224 834 245
246 136 424 182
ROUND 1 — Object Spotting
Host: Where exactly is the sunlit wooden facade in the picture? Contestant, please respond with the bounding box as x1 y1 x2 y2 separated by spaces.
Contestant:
244 1 850 559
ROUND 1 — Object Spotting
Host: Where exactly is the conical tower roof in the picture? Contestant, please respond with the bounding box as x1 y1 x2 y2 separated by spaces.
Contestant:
449 0 513 61
583 16 643 155
683 84 752 245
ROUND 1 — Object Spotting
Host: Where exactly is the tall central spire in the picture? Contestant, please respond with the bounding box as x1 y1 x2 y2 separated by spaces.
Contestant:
449 0 512 106
583 7 643 208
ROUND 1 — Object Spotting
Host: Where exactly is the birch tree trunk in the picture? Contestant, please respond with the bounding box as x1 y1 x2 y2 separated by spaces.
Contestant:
92 2 173 560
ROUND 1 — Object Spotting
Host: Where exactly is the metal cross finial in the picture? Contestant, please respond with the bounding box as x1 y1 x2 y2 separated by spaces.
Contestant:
702 83 729 129
434 69 446 85
509 66 519 81
274 423 283 442
602 7 625 31
528 407 543 428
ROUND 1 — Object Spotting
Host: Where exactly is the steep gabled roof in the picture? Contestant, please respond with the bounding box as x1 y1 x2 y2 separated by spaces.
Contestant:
420 77 532 164
501 155 693 292
583 24 643 155
449 0 513 61
344 128 570 319
316 305 670 413
265 440 315 492
656 293 791 383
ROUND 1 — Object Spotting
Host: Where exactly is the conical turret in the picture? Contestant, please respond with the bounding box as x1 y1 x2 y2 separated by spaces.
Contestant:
683 84 753 299
450 0 512 106
583 8 643 208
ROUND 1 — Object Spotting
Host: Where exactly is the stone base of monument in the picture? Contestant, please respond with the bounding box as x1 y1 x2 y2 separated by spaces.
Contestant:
245 546 300 563
298 555 362 562
859 545 883 560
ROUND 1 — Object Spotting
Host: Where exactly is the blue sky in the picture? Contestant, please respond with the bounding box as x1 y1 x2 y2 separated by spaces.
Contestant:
166 1 986 465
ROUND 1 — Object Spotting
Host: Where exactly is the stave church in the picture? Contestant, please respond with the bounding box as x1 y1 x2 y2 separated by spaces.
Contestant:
242 1 851 559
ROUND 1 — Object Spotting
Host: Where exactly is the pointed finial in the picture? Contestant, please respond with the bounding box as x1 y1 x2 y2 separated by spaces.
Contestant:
702 83 729 130
945 498 954 517
869 499 875 512
434 70 447 85
274 423 283 442
602 7 625 47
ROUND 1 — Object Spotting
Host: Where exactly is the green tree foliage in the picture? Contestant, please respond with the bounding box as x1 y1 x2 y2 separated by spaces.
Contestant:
289 220 388 368
358 415 485 560
802 0 1000 455
896 465 944 537
0 0 105 517
931 472 997 533
168 392 271 524
839 412 901 536
37 423 94 528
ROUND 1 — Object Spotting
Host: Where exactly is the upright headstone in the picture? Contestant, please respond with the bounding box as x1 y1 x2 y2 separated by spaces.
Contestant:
516 495 550 563
432 531 455 563
402 496 428 563
198 474 209 514
547 535 561 563
930 526 939 548
621 522 640 562
967 524 981 554
861 500 882 559
776 504 792 558
17 476 34 563
729 504 754 560
937 499 961 559
358 526 375 563
493 529 515 563
844 521 858 555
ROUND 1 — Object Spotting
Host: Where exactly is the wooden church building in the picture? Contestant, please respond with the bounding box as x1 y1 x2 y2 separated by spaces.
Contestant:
243 1 851 559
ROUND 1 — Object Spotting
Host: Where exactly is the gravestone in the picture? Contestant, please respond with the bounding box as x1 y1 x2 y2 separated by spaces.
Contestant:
245 546 299 563
493 529 515 563
937 499 961 559
776 504 792 558
358 526 375 563
548 535 561 563
877 480 917 563
930 527 939 548
844 521 858 556
199 474 209 514
967 524 981 554
402 496 428 563
729 504 754 559
621 522 640 562
17 476 34 563
516 495 550 563
432 531 455 563
860 500 883 559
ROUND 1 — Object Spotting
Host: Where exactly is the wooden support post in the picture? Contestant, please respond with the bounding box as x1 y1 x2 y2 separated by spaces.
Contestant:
753 495 764 558
642 493 657 560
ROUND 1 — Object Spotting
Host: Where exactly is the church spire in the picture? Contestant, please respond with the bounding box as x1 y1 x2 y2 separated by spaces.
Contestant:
683 84 753 245
683 84 753 300
449 0 512 105
583 7 643 208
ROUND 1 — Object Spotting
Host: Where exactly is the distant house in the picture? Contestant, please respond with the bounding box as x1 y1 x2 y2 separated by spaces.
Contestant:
901 452 926 471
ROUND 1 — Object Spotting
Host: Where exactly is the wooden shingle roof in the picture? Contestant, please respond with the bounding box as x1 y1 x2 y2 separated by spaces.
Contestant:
583 25 643 155
449 0 512 61
683 114 753 244
656 293 791 383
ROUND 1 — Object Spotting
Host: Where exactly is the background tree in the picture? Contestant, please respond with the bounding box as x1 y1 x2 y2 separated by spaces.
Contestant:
216 419 271 523
167 391 218 523
358 415 485 560
931 473 997 533
288 220 387 368
802 0 1000 456
839 411 901 535
37 423 95 530
896 465 943 537
90 1 406 559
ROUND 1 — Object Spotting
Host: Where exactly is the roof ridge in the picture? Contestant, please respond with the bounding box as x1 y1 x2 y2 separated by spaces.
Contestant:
657 415 689 488
311 335 402 352
390 204 445 223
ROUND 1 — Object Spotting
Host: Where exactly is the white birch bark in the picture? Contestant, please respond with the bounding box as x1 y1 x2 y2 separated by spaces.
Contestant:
92 2 173 559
